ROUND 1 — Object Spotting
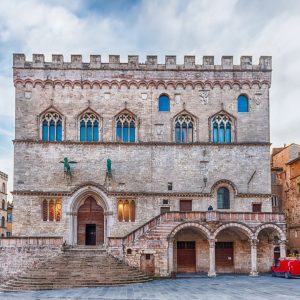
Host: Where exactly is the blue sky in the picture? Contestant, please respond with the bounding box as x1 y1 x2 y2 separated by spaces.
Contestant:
0 0 300 199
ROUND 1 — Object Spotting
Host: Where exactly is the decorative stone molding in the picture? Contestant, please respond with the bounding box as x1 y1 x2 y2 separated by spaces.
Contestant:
14 78 271 90
168 221 211 239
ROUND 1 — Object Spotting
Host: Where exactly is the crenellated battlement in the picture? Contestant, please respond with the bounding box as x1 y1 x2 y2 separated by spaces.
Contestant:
13 54 272 71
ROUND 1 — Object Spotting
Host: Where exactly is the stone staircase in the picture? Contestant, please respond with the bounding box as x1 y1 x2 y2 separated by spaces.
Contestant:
0 247 151 291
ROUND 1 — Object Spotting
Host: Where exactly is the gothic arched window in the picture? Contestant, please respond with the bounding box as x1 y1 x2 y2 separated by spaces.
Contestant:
212 114 232 144
158 95 170 112
79 112 100 142
2 200 5 210
41 112 63 141
238 95 249 112
2 183 5 193
116 112 136 143
217 187 230 209
1 216 5 228
117 200 136 222
175 113 194 143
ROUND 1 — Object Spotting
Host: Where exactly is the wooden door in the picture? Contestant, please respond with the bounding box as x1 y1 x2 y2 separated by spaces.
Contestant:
177 241 196 272
140 254 155 276
215 242 234 267
180 200 192 212
77 197 104 245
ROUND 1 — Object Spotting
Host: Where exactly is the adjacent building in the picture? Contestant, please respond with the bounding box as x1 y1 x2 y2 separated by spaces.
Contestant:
12 53 286 276
272 144 300 254
0 171 8 237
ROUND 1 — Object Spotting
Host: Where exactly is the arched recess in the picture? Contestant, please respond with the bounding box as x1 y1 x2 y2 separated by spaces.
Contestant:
67 185 112 246
212 222 254 274
254 223 286 241
168 222 211 274
254 223 287 273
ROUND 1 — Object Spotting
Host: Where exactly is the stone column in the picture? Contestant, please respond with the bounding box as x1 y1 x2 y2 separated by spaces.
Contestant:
280 240 287 258
208 239 216 277
168 237 175 275
250 239 258 276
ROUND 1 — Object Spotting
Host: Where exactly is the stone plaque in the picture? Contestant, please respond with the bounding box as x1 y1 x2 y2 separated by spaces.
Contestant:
199 90 209 105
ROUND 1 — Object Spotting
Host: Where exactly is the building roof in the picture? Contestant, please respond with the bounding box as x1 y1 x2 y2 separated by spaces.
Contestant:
286 156 300 165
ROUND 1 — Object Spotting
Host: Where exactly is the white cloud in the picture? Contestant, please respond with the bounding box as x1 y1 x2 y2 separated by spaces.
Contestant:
0 0 299 199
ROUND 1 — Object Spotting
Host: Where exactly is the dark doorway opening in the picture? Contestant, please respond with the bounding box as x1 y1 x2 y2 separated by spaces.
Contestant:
86 224 96 245
180 200 192 212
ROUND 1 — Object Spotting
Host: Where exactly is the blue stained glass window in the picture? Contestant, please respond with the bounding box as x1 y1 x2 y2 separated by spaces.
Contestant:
79 113 100 142
238 95 249 112
41 112 62 142
174 114 194 143
226 123 231 143
117 122 122 141
87 121 92 142
123 122 129 142
175 123 180 143
93 121 99 142
213 122 218 143
217 187 230 209
158 95 170 112
49 120 55 141
56 120 62 141
80 121 86 141
130 122 135 143
116 112 136 143
42 120 48 141
219 123 225 143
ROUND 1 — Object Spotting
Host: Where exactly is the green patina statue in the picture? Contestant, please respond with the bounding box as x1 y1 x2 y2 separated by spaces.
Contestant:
107 159 112 176
60 157 77 177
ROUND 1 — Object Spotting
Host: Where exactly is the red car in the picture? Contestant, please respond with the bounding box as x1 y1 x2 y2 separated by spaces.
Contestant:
271 258 300 278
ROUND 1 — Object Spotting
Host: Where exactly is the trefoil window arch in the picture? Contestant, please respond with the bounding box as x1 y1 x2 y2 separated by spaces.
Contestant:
212 114 232 144
116 112 136 143
175 113 194 143
217 187 230 209
41 112 63 141
79 112 100 142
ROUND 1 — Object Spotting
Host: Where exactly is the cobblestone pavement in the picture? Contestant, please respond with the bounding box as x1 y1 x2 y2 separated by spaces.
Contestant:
0 275 300 300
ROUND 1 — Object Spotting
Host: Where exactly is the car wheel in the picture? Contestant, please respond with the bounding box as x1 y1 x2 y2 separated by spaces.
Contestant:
284 272 291 279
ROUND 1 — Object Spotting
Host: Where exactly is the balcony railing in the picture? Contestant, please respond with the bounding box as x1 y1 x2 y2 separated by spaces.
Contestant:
108 211 285 247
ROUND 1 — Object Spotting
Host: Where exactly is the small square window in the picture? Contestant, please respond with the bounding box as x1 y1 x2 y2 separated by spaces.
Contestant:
163 199 169 205
168 182 173 191
252 203 262 212
146 254 151 260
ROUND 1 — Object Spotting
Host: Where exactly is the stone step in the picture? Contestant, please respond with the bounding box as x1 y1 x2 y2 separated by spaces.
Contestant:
0 249 151 291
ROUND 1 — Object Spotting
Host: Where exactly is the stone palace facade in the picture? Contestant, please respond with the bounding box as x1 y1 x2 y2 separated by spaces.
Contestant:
12 53 286 277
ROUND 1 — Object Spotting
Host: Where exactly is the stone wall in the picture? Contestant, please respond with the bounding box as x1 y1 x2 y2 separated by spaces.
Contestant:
0 237 62 283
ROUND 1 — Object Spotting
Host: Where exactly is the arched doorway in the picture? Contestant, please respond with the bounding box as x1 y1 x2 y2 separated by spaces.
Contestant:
172 227 209 273
77 196 104 246
213 224 252 274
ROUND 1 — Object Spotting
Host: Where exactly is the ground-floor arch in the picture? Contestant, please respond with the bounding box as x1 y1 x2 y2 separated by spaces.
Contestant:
169 224 210 274
214 223 253 274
